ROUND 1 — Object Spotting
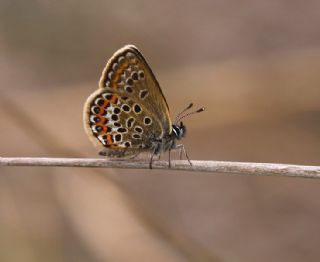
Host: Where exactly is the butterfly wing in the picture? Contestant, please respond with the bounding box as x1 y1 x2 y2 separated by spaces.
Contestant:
83 88 164 155
84 45 173 156
99 45 172 134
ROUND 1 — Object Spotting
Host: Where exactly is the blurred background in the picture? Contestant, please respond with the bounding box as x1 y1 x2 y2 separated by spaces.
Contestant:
0 1 320 261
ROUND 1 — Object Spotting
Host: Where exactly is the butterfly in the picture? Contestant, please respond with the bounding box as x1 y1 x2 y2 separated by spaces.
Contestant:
83 45 204 168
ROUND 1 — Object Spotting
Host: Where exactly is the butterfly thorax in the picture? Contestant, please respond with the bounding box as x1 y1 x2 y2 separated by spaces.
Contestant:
156 122 186 154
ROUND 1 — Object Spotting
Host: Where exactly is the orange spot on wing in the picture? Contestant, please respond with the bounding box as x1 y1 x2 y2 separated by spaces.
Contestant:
122 61 129 68
110 62 130 88
112 74 121 86
110 95 117 104
97 107 105 116
103 101 110 108
106 134 113 145
97 117 107 125
97 126 106 135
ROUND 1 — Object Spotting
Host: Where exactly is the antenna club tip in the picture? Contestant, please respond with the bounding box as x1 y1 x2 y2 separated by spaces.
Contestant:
188 103 194 108
197 107 205 113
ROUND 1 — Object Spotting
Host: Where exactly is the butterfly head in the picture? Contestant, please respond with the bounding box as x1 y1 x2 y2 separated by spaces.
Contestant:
172 121 186 140
172 103 205 139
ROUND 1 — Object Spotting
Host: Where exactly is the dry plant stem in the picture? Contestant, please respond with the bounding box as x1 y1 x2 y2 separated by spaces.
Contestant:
1 157 319 179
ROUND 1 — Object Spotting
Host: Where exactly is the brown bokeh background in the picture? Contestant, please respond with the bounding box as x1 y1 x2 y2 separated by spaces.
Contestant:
1 1 320 261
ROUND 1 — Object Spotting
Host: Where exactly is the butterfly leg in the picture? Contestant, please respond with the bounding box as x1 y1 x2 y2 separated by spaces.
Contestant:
179 147 183 160
176 144 192 166
168 149 172 168
149 149 156 169
149 139 163 169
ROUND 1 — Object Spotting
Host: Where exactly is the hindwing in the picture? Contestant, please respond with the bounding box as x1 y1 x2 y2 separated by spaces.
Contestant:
83 88 163 153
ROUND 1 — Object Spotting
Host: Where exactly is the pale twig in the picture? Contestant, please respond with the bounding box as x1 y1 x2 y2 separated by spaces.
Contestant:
1 157 319 179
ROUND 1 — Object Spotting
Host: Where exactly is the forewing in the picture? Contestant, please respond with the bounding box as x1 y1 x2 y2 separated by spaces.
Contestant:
99 45 172 134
